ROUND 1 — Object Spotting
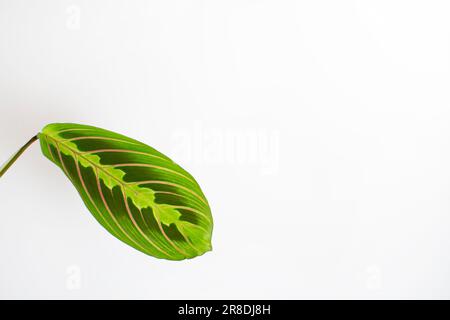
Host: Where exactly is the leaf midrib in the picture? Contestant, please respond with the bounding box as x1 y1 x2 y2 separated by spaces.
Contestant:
44 133 143 199
44 132 209 216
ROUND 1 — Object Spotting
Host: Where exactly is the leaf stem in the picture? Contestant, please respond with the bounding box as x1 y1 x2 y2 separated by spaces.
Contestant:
0 135 39 178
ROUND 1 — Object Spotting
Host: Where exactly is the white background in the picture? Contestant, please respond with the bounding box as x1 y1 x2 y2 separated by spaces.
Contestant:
1 0 450 299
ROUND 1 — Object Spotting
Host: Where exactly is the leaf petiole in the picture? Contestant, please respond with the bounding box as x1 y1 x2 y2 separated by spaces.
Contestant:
0 135 39 179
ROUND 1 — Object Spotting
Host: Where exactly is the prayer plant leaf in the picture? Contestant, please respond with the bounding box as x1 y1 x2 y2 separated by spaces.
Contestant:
1 123 213 261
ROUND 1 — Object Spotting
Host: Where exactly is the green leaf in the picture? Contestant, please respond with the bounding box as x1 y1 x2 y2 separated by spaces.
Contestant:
2 123 213 260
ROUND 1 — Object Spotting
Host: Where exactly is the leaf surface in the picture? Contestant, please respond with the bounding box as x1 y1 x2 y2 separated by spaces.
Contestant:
38 123 213 260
